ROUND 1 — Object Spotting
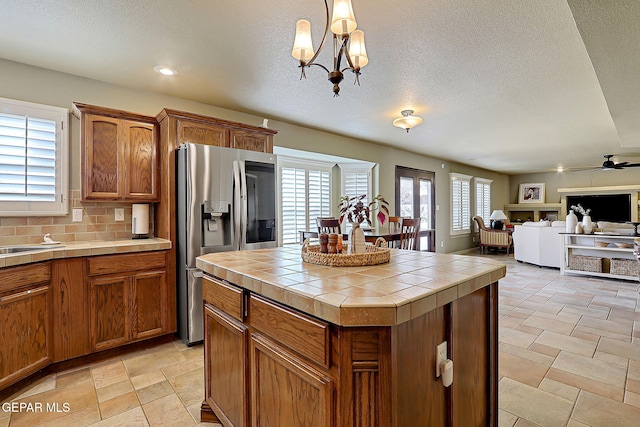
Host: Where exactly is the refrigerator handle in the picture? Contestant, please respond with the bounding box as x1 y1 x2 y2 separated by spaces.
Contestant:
239 160 248 250
233 160 241 250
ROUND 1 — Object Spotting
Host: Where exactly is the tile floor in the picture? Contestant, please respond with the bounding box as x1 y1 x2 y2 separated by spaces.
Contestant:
1 253 639 426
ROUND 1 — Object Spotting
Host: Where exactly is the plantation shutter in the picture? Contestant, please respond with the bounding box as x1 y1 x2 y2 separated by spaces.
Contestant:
308 169 331 230
280 167 306 244
0 113 57 202
475 178 492 225
343 170 370 205
451 173 471 234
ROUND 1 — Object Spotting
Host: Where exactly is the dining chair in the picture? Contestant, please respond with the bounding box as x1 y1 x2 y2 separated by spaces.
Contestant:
399 218 420 250
316 217 341 235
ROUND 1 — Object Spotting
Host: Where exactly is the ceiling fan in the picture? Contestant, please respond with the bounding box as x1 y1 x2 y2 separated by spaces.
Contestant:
561 154 640 172
600 154 640 170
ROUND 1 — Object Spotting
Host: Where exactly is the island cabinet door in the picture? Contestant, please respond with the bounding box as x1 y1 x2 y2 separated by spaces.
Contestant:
131 271 167 340
204 303 250 427
89 275 131 351
250 333 333 427
0 286 51 390
451 284 496 427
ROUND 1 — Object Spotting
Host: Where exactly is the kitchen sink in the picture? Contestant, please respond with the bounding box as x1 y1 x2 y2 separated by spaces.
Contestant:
0 246 56 254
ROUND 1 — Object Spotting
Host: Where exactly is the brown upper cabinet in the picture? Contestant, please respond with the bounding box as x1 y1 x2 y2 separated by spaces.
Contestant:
156 108 276 153
73 103 159 202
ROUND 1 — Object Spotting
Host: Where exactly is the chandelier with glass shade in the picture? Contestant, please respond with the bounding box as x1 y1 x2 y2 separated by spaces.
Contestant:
291 0 368 96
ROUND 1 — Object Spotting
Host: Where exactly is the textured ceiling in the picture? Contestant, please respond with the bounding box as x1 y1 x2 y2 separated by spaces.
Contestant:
0 0 638 174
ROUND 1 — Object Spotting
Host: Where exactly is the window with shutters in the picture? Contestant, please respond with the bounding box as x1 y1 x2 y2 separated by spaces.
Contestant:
475 178 492 227
279 159 332 245
450 173 472 235
0 97 69 216
339 164 373 231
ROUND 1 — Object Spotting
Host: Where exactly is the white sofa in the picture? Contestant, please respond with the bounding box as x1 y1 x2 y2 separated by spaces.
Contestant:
513 221 565 268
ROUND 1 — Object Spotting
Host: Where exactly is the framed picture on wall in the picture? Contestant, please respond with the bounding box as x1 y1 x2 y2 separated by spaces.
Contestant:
519 183 545 203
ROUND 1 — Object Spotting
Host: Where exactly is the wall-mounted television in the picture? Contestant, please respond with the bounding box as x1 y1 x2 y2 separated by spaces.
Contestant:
566 194 631 222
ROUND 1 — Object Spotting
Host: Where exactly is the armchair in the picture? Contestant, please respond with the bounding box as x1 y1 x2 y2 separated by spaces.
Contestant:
473 216 513 254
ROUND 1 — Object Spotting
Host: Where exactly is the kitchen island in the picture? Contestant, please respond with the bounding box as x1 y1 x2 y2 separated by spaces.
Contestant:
197 246 505 427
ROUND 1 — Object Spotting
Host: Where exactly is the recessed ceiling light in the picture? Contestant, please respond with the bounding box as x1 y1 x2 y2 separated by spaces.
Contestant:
153 65 178 76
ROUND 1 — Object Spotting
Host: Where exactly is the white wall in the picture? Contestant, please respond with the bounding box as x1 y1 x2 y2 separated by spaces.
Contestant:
0 58 510 252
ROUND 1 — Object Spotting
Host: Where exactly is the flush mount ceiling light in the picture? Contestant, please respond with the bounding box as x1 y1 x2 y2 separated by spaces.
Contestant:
291 0 368 96
153 65 178 76
393 110 423 133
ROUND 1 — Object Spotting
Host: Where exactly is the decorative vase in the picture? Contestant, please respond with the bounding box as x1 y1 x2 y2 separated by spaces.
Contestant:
348 222 367 254
582 215 593 234
566 211 578 233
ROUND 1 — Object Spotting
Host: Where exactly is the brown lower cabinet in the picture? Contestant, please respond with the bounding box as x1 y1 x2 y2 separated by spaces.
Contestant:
202 275 497 427
0 263 52 390
0 250 173 392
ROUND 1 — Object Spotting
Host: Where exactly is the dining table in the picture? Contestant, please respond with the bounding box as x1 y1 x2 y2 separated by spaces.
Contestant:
299 226 435 252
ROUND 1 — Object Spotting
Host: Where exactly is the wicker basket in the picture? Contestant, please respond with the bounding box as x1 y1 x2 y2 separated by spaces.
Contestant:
568 255 603 273
610 258 640 277
301 238 390 266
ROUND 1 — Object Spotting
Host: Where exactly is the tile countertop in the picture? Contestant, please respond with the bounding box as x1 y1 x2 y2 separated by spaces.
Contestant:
0 238 172 268
196 246 506 327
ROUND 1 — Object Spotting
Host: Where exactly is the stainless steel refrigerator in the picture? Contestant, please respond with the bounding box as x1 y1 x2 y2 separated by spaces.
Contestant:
176 142 277 345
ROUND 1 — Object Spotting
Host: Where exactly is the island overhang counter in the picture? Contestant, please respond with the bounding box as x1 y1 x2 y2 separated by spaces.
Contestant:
197 246 505 427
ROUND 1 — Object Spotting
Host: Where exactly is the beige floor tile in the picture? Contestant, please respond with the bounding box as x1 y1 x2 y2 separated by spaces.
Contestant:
500 327 539 348
498 409 518 427
529 342 560 358
10 378 98 427
135 380 175 405
625 390 640 408
593 350 630 368
597 336 640 361
161 356 204 380
546 368 625 401
570 329 601 342
572 390 640 426
130 370 167 390
627 378 640 394
553 350 627 388
514 419 540 427
574 325 630 342
14 375 57 400
523 314 576 335
95 379 134 403
498 377 573 427
99 391 140 420
499 342 555 366
590 295 637 311
0 418 8 427
37 404 101 427
500 315 525 329
630 359 640 381
55 367 93 390
90 406 149 427
168 368 205 407
559 304 609 319
516 324 544 336
142 394 195 427
124 346 187 378
578 316 634 337
499 352 549 387
539 378 580 402
534 330 597 356
92 361 130 389
566 420 590 427
518 300 565 315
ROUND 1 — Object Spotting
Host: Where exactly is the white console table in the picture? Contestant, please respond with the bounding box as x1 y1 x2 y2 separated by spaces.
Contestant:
561 233 639 282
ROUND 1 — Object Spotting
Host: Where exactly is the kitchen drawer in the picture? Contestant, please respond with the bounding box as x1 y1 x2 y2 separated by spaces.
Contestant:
203 275 244 322
250 294 329 368
0 262 51 296
87 251 166 276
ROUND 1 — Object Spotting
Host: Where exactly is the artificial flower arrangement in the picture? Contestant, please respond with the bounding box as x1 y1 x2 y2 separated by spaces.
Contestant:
338 194 390 225
570 203 591 216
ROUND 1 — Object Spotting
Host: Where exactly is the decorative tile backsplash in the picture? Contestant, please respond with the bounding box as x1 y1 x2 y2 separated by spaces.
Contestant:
0 190 155 245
